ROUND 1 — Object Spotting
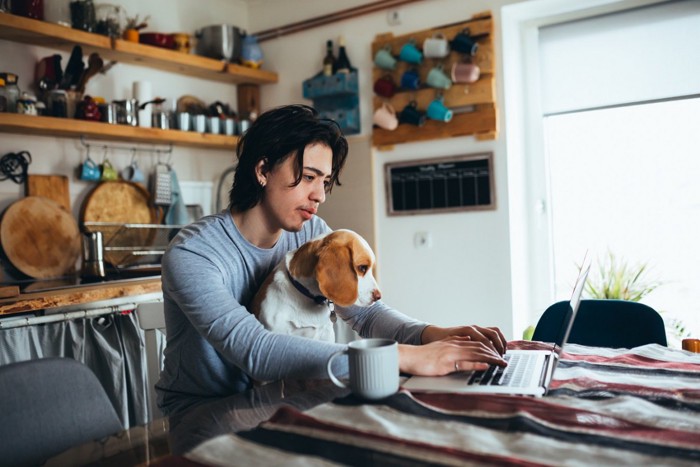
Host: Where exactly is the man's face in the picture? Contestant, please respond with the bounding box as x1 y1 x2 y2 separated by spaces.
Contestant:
259 143 333 232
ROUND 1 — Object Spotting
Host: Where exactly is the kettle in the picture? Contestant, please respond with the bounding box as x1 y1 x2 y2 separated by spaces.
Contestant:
82 231 106 278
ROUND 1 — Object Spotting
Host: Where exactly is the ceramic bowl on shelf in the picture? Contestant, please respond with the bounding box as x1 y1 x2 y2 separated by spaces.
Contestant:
139 33 175 49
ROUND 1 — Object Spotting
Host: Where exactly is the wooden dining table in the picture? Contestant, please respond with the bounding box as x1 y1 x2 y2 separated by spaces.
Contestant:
46 341 700 466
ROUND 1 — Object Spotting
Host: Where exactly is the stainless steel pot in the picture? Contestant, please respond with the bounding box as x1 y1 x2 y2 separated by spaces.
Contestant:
194 24 242 62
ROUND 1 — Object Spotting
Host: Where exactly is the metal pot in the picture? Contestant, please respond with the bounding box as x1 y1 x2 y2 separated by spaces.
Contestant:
194 24 242 62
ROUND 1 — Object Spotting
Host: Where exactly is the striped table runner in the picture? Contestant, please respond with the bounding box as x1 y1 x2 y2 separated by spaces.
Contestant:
186 343 700 466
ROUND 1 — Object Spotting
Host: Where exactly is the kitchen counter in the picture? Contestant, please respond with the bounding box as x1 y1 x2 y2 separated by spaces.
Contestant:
0 276 162 316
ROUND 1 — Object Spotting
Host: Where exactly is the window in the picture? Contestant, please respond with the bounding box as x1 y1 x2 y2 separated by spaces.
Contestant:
545 97 700 342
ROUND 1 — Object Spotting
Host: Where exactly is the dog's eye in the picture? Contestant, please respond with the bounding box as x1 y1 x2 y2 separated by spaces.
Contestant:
358 265 369 274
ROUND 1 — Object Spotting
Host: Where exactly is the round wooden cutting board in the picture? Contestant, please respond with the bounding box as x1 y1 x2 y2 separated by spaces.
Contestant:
0 196 82 279
80 181 157 268
80 181 156 225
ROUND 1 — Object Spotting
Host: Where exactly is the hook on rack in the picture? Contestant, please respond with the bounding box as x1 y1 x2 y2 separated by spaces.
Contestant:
79 136 174 158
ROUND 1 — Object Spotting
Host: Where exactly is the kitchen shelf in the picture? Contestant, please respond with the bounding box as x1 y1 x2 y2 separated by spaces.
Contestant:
0 12 278 85
0 113 239 150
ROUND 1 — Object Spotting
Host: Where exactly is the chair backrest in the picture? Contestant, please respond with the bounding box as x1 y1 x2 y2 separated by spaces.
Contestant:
0 357 123 466
532 299 667 348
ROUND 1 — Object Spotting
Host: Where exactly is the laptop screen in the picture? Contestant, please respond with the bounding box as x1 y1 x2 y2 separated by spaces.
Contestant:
551 253 592 355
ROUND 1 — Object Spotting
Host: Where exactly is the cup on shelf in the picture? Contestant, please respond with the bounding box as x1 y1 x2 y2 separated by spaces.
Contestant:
426 96 453 122
192 114 206 133
423 33 450 58
207 116 221 134
374 45 397 70
400 68 420 90
451 29 479 56
451 60 480 84
176 112 191 131
426 64 452 90
398 101 426 127
223 118 236 136
373 102 398 131
373 75 397 98
399 39 423 64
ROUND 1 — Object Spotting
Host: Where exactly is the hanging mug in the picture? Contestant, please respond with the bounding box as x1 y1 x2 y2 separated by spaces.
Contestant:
373 102 399 131
121 158 145 183
79 156 101 181
100 158 118 181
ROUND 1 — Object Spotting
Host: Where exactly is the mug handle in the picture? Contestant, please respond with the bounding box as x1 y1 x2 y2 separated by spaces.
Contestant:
327 349 348 388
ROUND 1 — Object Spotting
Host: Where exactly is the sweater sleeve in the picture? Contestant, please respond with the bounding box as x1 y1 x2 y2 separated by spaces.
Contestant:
337 301 429 345
161 242 348 382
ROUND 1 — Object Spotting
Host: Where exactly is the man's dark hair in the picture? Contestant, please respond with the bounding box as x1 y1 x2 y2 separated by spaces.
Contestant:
229 104 349 211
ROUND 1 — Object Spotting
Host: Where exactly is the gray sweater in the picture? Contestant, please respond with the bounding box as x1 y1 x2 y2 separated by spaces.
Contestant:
156 211 427 415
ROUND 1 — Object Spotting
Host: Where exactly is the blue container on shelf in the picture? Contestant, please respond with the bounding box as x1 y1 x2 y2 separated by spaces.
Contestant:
303 71 359 99
302 70 360 135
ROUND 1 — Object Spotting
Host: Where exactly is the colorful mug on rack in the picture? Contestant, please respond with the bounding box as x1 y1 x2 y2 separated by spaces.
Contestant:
80 156 101 181
100 158 118 181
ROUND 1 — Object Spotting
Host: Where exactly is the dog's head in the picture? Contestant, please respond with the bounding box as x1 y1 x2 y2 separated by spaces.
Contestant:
288 230 381 308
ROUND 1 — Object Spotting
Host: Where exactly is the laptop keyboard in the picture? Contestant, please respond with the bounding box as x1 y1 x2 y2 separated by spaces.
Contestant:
467 353 537 387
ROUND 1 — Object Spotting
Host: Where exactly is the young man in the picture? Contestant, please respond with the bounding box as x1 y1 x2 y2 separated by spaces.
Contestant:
157 105 507 415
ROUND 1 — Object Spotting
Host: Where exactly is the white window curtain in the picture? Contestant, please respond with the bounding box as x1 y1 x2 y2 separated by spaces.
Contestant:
538 0 700 115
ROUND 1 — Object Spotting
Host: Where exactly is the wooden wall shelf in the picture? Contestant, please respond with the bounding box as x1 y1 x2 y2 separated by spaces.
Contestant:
0 12 278 85
0 114 238 150
371 12 497 147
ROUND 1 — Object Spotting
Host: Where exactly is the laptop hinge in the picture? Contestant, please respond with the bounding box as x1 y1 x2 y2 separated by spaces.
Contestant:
540 353 558 395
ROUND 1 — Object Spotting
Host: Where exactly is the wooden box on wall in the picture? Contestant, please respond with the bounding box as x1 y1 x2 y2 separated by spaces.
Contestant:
371 12 496 147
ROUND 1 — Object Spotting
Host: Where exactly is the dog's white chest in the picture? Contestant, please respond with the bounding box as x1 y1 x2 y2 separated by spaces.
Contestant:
256 267 336 342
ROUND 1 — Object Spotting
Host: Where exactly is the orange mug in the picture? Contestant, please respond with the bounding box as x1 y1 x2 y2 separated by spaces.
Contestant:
682 338 700 353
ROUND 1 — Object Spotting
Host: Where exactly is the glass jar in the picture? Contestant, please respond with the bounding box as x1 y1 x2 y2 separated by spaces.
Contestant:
0 73 20 113
70 0 96 33
0 78 9 113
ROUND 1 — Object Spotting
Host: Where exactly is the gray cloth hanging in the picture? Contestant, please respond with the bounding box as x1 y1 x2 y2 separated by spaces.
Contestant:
0 311 150 429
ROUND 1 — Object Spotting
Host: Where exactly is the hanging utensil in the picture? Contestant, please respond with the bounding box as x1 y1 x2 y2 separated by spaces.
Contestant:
76 52 103 94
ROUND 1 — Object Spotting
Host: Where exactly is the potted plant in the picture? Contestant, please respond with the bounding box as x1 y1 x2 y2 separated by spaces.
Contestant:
584 251 661 301
122 14 150 42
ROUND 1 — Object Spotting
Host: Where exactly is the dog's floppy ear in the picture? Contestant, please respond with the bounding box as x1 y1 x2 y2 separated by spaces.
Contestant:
316 244 358 307
289 239 323 278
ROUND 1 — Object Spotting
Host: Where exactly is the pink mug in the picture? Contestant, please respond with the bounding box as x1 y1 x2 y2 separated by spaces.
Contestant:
373 103 398 131
451 61 480 84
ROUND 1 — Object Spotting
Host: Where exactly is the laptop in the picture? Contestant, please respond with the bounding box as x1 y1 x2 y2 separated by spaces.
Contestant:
403 253 591 397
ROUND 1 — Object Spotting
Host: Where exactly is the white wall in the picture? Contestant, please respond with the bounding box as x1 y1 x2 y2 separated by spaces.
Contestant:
251 0 527 338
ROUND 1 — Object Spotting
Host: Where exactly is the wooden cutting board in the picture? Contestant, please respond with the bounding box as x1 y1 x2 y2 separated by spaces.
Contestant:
80 181 156 225
80 182 157 268
26 174 71 212
0 196 81 279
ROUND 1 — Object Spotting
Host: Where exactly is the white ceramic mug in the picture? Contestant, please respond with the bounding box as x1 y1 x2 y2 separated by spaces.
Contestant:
423 33 450 58
373 102 399 131
327 338 399 400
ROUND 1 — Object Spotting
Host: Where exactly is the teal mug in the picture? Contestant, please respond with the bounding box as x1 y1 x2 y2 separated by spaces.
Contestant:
80 156 101 181
426 65 452 90
374 46 397 70
427 97 453 122
399 39 423 64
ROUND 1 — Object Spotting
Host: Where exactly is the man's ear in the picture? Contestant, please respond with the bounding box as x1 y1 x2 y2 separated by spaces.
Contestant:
255 159 268 186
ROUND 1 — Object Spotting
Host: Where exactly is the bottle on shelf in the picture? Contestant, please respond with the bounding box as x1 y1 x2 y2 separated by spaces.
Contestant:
323 40 336 77
335 36 352 74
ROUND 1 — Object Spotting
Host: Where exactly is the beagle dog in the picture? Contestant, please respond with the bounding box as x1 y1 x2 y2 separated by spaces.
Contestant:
250 229 382 342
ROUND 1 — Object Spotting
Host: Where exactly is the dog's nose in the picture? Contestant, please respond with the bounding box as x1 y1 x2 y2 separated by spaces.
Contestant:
372 289 382 302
